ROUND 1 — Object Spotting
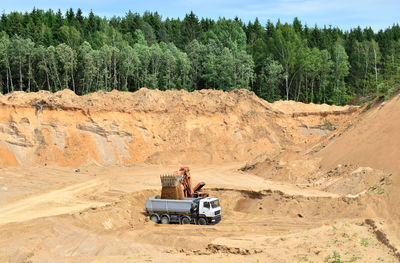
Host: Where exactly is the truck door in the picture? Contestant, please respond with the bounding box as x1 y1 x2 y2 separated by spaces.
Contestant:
201 201 213 217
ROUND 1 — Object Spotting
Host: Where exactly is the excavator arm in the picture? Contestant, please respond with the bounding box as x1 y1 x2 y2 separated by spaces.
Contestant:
175 167 208 198
193 182 205 193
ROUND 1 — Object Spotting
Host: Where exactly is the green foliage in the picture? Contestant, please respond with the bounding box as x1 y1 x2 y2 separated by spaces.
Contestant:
322 119 335 131
360 237 369 247
325 251 343 263
373 185 385 195
257 56 284 101
268 23 306 100
384 177 392 185
0 9 399 104
385 84 400 100
324 251 361 263
332 42 350 105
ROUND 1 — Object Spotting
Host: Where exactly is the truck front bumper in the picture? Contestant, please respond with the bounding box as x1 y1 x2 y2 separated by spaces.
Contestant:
209 215 221 224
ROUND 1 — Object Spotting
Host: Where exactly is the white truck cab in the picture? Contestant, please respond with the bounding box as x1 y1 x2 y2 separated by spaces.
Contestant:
198 197 221 224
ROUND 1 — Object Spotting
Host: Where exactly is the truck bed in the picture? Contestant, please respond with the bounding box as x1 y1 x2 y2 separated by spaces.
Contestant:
145 197 197 214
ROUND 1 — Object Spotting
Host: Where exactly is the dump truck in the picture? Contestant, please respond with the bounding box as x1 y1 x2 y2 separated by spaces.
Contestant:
145 166 222 225
145 196 221 225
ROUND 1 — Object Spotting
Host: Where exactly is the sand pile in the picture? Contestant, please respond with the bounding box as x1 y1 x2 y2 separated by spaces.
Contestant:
0 88 358 167
270 100 356 115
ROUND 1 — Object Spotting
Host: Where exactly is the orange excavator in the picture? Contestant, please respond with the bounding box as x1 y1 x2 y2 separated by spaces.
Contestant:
173 167 209 198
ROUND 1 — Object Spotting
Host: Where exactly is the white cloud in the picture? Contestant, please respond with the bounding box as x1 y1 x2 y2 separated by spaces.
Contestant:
225 0 388 16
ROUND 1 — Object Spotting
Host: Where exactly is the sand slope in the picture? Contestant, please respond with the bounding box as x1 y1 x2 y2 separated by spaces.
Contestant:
317 94 400 246
318 95 400 173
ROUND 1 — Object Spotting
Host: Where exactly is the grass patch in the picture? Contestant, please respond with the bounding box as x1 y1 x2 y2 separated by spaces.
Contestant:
321 119 335 131
365 101 373 110
360 237 369 247
373 185 385 195
384 177 392 186
325 251 343 263
325 251 361 263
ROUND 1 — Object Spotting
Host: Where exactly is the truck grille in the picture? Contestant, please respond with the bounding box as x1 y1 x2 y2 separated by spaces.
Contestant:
214 210 221 216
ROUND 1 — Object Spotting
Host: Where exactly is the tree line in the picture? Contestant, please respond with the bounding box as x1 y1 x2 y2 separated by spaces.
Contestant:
0 8 399 105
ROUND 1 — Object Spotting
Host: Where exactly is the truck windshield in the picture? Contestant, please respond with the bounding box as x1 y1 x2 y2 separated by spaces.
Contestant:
211 200 220 208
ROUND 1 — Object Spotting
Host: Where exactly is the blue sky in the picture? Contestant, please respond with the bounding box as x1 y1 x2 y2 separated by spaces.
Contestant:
2 0 399 31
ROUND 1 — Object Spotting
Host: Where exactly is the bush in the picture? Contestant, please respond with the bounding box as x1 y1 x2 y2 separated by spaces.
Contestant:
385 85 400 100
377 82 389 94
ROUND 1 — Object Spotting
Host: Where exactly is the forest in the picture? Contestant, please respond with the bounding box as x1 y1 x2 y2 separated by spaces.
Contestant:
0 8 399 105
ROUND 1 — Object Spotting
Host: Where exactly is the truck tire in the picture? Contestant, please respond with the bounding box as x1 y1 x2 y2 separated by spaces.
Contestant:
181 217 190 224
197 218 207 225
161 216 169 224
150 214 159 223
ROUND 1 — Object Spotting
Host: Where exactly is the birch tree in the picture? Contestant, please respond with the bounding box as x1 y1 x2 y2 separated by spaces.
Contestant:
268 25 306 100
56 43 77 91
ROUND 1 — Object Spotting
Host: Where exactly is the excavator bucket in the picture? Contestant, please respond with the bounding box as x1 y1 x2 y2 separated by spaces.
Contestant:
160 175 180 187
160 175 184 200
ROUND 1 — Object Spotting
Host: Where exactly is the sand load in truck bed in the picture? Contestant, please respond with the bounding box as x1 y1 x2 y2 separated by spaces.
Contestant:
160 175 184 200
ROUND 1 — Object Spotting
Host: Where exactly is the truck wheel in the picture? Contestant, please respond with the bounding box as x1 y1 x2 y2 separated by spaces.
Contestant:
197 218 207 225
150 214 159 223
161 216 169 224
181 217 190 224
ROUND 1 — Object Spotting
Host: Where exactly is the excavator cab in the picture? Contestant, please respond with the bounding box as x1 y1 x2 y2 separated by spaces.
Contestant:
192 182 208 198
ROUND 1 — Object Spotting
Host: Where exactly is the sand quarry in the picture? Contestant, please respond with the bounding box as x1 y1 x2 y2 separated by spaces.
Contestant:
0 88 399 262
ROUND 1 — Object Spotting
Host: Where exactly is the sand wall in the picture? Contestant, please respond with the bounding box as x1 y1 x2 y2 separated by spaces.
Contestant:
0 88 358 167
